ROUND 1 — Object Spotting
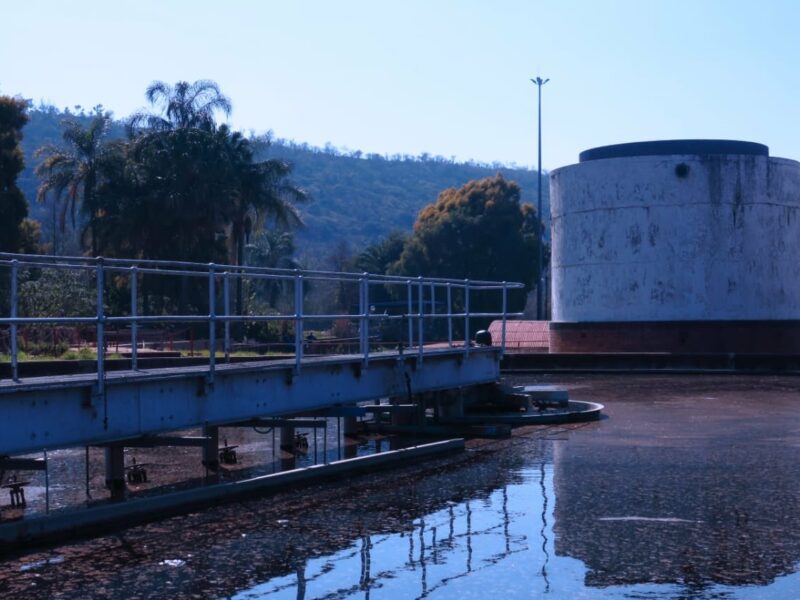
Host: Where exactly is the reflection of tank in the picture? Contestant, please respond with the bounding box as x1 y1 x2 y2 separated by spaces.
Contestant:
549 140 800 352
551 379 800 588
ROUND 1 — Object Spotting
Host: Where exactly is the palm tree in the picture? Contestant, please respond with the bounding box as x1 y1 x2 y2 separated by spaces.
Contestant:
245 230 300 309
35 114 111 255
223 129 308 314
127 80 231 132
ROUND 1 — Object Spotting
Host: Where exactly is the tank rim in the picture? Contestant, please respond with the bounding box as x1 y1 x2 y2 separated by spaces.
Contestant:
579 139 768 163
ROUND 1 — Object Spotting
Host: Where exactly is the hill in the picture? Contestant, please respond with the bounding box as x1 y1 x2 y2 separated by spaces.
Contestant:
16 106 549 262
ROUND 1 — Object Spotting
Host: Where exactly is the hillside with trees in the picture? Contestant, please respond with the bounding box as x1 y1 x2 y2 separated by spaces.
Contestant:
17 104 549 262
2 81 546 350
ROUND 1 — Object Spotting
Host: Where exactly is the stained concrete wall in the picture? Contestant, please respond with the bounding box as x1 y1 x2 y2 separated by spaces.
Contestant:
550 152 800 323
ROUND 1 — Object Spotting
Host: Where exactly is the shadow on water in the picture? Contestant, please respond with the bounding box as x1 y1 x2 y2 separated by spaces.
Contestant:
2 375 800 599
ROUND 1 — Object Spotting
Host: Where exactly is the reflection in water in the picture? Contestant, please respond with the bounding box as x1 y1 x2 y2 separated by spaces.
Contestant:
540 460 551 593
551 377 800 596
3 376 800 599
244 474 532 599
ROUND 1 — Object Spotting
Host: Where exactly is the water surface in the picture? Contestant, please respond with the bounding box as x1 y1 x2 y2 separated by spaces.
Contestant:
2 374 799 599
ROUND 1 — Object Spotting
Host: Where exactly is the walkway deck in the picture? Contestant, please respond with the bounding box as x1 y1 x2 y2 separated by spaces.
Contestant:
0 347 501 456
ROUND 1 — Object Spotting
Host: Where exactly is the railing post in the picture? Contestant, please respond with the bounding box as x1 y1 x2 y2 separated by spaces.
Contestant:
10 259 18 382
96 257 106 427
130 266 138 371
447 282 453 348
208 263 216 385
294 271 304 373
417 276 424 363
406 280 413 350
223 271 231 363
361 273 369 368
464 279 470 357
429 282 436 350
501 282 508 358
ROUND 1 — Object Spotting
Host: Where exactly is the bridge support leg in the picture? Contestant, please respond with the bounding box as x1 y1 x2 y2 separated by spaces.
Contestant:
104 446 125 500
343 413 359 459
391 397 416 426
438 389 464 419
343 415 359 438
280 426 295 451
202 424 219 469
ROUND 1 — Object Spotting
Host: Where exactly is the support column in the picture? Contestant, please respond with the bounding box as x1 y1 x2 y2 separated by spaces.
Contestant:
343 413 359 459
202 424 219 469
343 415 359 438
279 425 297 471
280 426 295 451
390 397 416 426
104 446 125 500
438 389 464 419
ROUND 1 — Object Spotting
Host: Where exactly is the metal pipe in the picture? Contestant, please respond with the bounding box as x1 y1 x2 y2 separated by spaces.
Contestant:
417 276 424 363
294 272 304 373
464 279 470 357
223 271 231 363
130 266 138 371
85 446 90 499
208 263 216 384
407 281 413 349
0 252 524 286
361 273 369 367
447 283 453 348
10 259 18 382
44 448 49 514
96 257 106 426
0 310 522 327
501 282 507 358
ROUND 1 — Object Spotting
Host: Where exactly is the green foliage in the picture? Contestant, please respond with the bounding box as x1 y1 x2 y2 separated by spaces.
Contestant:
259 139 549 261
14 105 548 261
245 230 299 309
353 231 407 310
35 113 113 254
18 268 96 317
20 81 308 318
353 231 407 274
391 174 539 314
17 218 43 254
0 96 30 253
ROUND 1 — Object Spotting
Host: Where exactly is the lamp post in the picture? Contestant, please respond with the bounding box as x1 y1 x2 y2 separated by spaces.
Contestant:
531 76 549 320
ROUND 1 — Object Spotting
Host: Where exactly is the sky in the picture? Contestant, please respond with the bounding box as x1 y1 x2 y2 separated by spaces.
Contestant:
2 0 799 171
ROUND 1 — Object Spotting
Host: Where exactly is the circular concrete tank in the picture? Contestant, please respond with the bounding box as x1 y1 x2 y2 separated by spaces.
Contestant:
549 140 800 353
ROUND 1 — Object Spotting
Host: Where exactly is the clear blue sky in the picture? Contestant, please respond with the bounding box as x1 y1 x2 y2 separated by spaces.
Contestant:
2 0 798 170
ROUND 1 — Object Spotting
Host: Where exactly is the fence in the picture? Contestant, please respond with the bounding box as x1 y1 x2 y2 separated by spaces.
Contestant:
0 252 525 385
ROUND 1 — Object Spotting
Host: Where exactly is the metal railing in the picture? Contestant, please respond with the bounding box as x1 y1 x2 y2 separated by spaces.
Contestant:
0 252 525 386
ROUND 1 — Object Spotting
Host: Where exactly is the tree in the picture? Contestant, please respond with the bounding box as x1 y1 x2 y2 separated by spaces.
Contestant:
245 229 299 309
0 96 30 253
222 128 307 313
354 231 407 275
89 80 308 316
354 231 407 311
35 113 112 254
128 80 232 132
391 174 540 318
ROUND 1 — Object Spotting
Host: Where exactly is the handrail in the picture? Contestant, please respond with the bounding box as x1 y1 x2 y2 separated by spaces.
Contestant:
0 253 525 396
0 252 520 287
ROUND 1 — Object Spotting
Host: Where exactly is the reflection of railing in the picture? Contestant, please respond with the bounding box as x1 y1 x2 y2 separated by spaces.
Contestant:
253 489 530 599
0 252 525 384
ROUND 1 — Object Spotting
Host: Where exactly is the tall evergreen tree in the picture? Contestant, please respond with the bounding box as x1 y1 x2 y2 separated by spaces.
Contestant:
0 96 29 253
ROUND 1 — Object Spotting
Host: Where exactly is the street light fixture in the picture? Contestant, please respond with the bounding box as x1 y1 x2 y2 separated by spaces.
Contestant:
530 76 549 320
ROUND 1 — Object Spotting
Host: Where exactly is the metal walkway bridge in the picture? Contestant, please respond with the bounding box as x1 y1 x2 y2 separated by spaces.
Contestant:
0 253 522 461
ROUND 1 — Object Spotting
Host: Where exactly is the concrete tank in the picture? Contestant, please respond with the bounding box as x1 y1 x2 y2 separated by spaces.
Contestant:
549 140 800 353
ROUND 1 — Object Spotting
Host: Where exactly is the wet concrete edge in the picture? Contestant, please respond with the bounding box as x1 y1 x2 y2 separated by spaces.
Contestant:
0 438 465 553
